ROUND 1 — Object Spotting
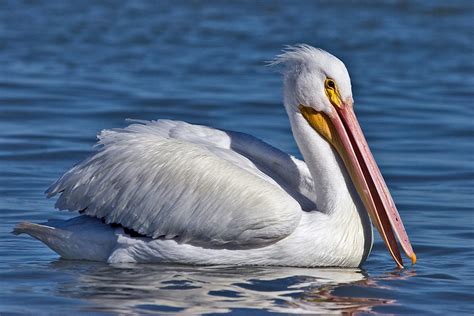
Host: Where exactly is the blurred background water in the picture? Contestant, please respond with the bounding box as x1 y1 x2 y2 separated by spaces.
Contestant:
0 0 473 314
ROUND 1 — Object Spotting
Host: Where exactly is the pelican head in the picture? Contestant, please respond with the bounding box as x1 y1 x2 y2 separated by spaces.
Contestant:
273 45 416 268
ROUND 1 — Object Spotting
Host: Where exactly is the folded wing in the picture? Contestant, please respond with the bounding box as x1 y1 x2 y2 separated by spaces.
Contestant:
47 120 310 249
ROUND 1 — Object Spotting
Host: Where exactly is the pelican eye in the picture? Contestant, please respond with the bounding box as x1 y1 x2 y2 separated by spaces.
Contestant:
324 78 342 107
326 79 336 89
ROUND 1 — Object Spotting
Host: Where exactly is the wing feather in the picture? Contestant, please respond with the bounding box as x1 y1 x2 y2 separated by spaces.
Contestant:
47 120 305 249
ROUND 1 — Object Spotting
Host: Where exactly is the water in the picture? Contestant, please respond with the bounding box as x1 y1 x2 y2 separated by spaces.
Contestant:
1 1 473 314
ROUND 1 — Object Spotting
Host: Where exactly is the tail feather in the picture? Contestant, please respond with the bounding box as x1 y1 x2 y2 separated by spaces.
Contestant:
13 216 118 262
13 221 48 236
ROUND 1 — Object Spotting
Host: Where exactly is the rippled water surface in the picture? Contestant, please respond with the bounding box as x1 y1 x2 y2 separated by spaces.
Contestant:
1 1 473 314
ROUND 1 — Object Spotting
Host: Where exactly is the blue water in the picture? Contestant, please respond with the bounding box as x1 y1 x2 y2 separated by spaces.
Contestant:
1 1 473 314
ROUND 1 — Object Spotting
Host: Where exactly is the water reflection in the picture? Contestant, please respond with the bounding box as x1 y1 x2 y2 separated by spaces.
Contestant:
49 260 399 314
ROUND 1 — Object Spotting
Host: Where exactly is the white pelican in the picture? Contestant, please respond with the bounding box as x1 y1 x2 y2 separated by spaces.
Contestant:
14 45 415 268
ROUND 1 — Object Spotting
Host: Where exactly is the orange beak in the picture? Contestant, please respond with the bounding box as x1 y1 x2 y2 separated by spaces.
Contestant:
301 103 416 268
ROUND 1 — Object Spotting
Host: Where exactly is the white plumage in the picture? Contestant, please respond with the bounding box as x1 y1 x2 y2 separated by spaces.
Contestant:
47 120 308 249
13 116 370 266
15 45 416 268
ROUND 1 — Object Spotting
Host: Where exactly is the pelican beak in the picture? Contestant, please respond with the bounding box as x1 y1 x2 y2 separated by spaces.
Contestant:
300 102 416 268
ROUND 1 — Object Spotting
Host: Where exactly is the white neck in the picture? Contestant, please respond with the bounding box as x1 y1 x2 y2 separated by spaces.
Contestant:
288 111 354 213
287 109 373 263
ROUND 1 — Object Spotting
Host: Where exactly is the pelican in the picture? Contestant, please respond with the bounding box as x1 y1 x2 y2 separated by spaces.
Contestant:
14 45 415 268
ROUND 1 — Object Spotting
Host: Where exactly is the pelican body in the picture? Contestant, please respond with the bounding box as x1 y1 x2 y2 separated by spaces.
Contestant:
15 45 415 268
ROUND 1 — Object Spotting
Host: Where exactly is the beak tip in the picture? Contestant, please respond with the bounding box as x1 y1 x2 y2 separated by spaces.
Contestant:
411 253 417 265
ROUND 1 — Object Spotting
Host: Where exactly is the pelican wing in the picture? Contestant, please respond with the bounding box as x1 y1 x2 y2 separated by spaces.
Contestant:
47 120 310 249
143 120 316 209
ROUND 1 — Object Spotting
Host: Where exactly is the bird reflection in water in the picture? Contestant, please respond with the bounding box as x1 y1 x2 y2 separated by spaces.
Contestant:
49 261 414 314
